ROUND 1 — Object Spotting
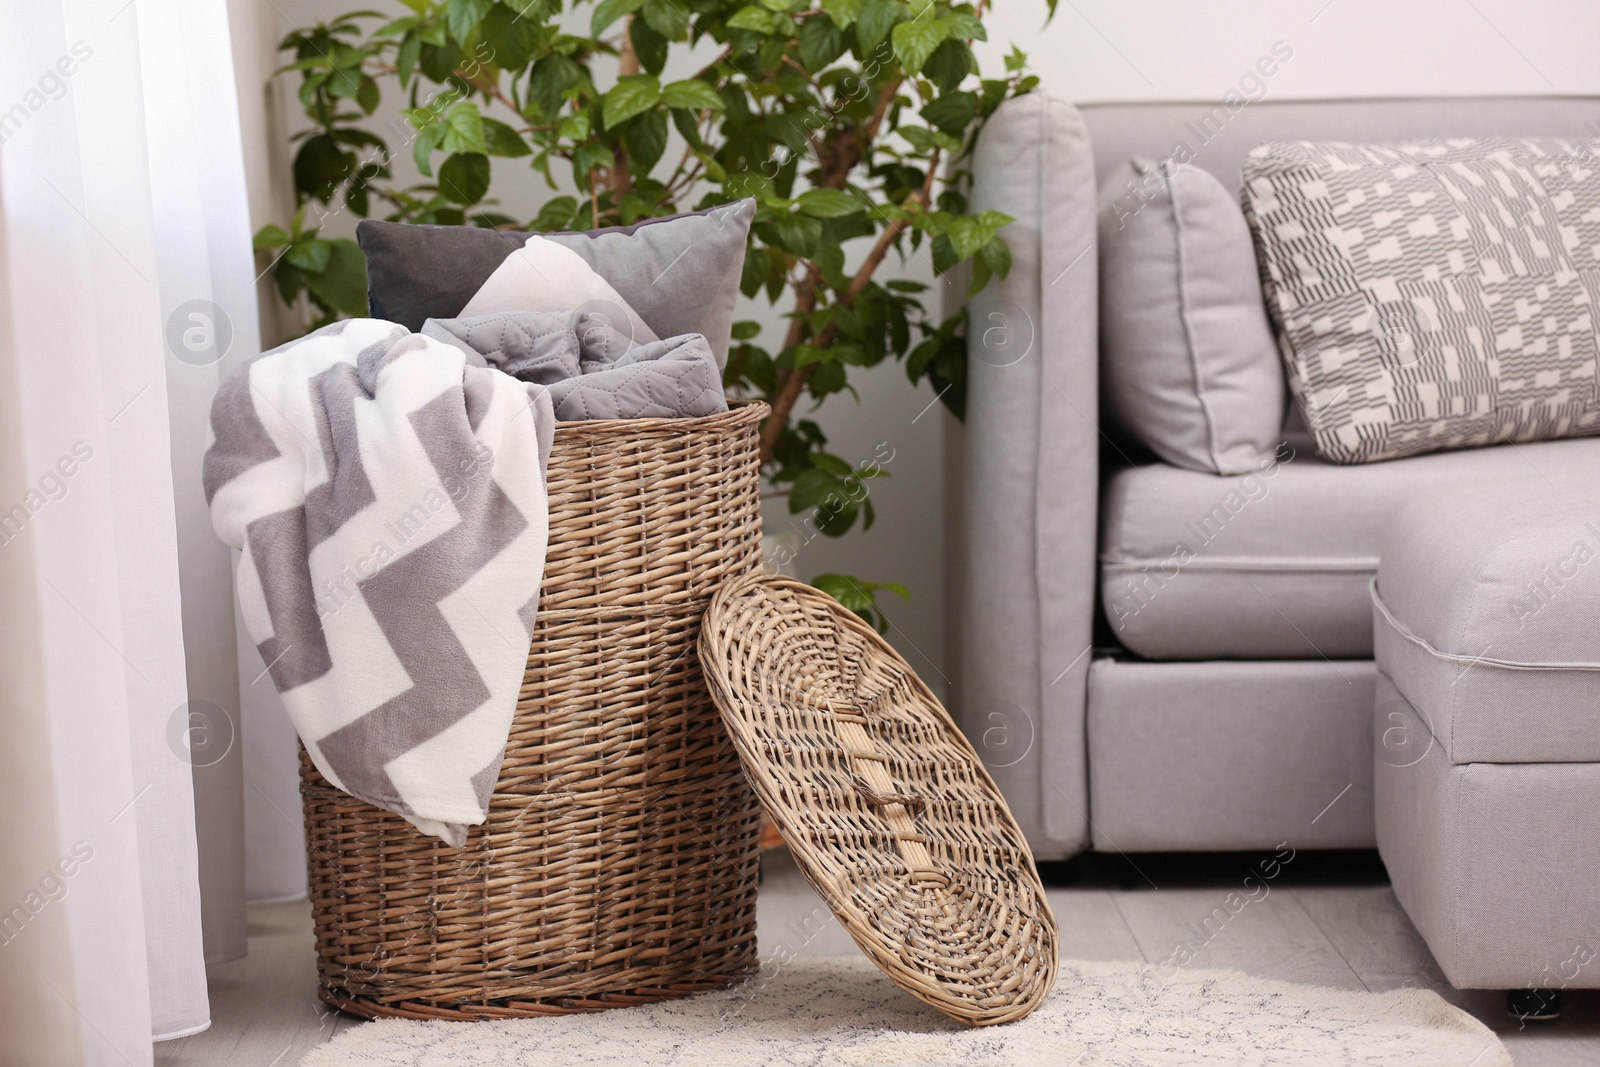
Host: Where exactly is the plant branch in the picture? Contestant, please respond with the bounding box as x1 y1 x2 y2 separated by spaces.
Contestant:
846 147 939 300
618 20 641 77
863 80 900 144
781 55 823 90
692 45 734 81
757 145 939 463
456 67 521 117
602 19 642 200
755 119 870 460
661 109 715 199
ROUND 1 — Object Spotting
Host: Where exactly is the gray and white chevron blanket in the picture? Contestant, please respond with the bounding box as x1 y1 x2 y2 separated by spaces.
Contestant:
204 313 727 845
204 318 555 845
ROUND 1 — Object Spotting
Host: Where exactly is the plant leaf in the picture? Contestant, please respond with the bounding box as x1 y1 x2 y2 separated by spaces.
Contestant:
590 0 645 35
480 3 543 69
661 78 725 112
356 76 381 114
481 116 531 156
922 37 974 93
641 0 689 38
558 112 591 139
791 343 834 369
441 102 489 154
797 188 865 218
529 55 581 117
854 0 904 52
770 213 823 257
725 4 778 32
891 16 947 74
446 0 493 41
304 238 368 315
532 195 579 230
798 15 846 71
672 106 705 148
629 17 668 74
252 224 291 251
397 31 422 86
438 152 492 204
292 134 353 201
809 452 853 477
938 11 986 40
977 234 1011 279
810 572 906 631
573 140 614 181
411 121 442 176
821 0 861 28
920 90 976 134
623 109 668 170
788 467 846 513
602 73 661 130
284 237 333 273
326 63 365 100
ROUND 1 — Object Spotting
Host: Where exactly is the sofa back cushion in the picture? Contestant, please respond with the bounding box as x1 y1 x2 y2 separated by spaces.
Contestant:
1081 97 1600 194
1100 157 1285 473
1241 138 1600 464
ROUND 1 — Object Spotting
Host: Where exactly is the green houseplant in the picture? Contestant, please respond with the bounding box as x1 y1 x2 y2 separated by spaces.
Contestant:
254 0 1046 627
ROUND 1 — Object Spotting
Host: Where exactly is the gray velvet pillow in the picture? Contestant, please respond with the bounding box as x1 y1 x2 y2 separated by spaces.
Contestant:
1099 158 1285 474
357 199 754 367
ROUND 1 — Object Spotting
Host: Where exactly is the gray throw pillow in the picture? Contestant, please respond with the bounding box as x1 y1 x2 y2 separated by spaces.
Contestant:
357 198 754 368
1242 138 1600 465
1099 158 1286 474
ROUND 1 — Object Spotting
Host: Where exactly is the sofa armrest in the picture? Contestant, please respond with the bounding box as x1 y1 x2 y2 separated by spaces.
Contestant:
945 93 1098 860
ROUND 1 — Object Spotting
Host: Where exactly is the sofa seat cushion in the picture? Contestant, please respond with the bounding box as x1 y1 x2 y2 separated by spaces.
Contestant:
1375 674 1600 989
1089 658 1377 851
1374 482 1600 763
1100 435 1600 659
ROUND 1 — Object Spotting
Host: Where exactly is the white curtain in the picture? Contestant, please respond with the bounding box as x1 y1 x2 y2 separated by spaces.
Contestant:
0 0 261 1059
228 0 313 908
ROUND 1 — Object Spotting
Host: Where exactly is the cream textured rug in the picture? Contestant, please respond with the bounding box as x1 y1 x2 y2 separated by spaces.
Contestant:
300 957 1510 1066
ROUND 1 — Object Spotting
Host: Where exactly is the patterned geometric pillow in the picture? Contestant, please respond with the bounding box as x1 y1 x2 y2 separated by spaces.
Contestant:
1240 138 1600 464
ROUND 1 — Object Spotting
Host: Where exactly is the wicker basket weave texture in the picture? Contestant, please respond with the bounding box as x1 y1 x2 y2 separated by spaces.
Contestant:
700 575 1059 1026
300 402 768 1020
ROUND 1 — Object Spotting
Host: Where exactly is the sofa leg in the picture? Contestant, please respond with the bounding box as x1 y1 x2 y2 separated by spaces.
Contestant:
1506 988 1562 1021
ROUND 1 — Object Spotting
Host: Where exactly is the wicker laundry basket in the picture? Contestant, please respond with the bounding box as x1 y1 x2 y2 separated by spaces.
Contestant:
299 402 767 1020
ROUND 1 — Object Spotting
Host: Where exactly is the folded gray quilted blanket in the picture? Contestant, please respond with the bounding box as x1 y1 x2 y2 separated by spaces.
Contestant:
422 310 728 421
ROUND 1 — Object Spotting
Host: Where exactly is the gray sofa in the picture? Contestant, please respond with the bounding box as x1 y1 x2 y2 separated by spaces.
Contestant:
947 93 1600 862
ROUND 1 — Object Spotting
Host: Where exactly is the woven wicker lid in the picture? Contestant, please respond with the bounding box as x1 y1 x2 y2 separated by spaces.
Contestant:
699 574 1058 1026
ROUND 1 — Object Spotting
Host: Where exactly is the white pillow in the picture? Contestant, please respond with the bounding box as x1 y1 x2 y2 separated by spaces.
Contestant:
461 235 659 348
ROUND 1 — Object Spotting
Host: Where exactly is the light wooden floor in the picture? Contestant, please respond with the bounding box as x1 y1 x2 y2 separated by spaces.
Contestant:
157 848 1600 1066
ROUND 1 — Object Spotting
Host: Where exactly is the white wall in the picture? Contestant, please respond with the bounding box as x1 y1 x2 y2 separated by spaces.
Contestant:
235 0 1600 690
977 0 1600 103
